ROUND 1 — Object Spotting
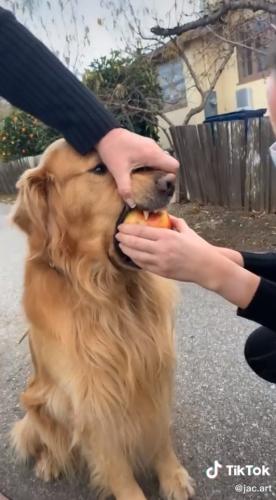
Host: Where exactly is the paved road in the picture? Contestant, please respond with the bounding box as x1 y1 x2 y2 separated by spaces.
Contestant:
1 202 276 500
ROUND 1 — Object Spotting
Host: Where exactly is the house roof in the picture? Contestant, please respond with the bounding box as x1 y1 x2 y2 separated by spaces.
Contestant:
149 26 209 64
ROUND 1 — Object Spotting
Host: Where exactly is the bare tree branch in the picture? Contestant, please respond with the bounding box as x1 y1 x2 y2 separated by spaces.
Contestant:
206 25 266 55
184 47 234 124
172 37 205 98
110 102 175 127
111 101 175 149
155 109 174 127
151 0 276 37
160 126 174 149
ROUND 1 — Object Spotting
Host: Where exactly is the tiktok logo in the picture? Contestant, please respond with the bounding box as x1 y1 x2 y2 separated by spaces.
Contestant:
206 460 223 479
206 460 271 480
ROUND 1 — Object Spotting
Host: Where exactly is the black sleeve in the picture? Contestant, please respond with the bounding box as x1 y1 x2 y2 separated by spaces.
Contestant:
0 7 119 154
241 251 276 282
237 278 276 331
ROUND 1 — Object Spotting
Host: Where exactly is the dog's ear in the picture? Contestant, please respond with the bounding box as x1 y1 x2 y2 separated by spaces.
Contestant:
11 167 53 238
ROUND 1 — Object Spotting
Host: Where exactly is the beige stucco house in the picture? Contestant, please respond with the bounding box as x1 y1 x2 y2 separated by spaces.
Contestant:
154 9 273 148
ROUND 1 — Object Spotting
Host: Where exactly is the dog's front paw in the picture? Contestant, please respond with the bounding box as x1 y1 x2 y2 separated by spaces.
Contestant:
34 450 61 482
160 466 195 500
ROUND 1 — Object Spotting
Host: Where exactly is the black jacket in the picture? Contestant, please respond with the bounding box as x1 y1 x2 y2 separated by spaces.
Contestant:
0 7 118 154
238 252 276 331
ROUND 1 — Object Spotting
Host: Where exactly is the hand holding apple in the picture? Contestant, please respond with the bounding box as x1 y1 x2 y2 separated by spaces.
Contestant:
116 215 260 309
116 215 218 285
116 214 221 286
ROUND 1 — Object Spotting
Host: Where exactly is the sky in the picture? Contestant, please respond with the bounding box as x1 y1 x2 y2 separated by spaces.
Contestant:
0 0 199 74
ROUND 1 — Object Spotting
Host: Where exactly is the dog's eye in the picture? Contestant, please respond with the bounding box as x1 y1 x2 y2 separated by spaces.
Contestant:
89 164 108 175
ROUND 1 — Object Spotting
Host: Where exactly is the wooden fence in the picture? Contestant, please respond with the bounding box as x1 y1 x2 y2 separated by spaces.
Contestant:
0 155 40 194
170 117 276 212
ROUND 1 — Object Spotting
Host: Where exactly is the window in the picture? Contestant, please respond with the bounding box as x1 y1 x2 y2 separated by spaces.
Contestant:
237 15 276 83
157 59 187 110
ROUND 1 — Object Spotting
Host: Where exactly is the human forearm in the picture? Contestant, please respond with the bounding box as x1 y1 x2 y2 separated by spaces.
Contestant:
215 247 276 283
0 7 119 154
207 254 260 309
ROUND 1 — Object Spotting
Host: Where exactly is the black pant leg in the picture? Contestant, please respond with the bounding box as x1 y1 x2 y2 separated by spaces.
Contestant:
244 326 276 383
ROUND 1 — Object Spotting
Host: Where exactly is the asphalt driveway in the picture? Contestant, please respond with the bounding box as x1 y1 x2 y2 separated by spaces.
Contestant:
0 203 276 500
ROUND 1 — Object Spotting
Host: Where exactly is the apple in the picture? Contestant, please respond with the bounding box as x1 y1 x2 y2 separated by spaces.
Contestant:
124 209 172 229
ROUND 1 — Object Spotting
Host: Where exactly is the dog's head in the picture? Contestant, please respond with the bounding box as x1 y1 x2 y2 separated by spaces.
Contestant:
12 138 175 274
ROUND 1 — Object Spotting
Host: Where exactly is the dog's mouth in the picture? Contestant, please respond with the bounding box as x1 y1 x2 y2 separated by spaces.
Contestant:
113 204 167 269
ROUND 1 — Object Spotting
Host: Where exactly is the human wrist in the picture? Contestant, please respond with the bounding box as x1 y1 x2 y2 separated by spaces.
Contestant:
211 256 260 308
215 247 244 266
194 247 227 291
96 127 124 153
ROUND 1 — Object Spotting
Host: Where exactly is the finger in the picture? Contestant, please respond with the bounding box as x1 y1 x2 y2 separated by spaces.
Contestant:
156 152 179 172
118 223 167 240
112 170 135 207
119 243 156 266
169 215 188 232
115 233 156 253
144 146 179 173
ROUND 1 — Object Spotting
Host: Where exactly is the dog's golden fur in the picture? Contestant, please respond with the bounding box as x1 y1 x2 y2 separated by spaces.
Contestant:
11 139 194 500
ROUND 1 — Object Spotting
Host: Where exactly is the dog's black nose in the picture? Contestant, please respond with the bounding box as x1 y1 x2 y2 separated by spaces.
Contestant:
156 173 175 197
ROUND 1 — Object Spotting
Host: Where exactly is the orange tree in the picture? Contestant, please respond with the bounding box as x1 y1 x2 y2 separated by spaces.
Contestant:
0 111 60 162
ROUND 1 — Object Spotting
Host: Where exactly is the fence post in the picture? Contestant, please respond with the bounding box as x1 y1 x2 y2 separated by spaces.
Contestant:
170 126 188 203
0 155 41 194
170 117 275 213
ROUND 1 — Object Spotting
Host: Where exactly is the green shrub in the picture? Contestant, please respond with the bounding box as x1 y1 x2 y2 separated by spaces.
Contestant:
84 51 162 141
0 111 61 162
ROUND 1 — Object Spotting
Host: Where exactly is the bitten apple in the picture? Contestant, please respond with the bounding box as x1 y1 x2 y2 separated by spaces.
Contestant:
124 209 172 229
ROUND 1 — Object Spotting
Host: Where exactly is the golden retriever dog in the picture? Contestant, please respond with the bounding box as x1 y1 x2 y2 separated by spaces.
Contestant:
10 138 194 500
